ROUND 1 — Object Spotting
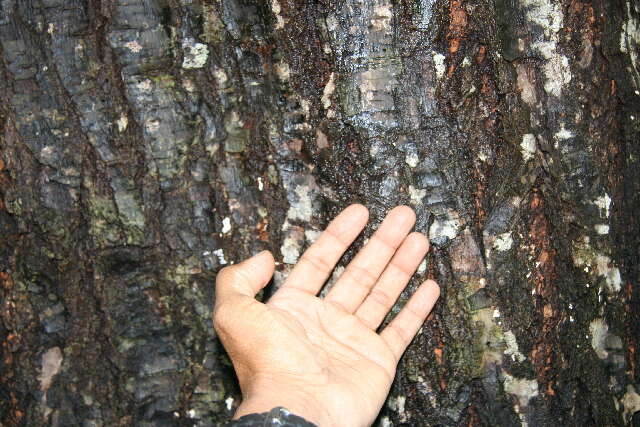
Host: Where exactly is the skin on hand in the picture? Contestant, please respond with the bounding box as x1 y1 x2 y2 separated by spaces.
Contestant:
213 205 440 427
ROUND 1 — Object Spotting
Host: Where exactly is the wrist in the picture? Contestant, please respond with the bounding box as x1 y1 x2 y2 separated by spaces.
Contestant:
234 382 328 426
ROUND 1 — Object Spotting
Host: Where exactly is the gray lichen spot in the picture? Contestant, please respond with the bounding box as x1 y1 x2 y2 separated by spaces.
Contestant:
87 194 123 246
327 3 402 135
112 189 145 243
202 4 225 44
224 111 249 153
589 318 610 359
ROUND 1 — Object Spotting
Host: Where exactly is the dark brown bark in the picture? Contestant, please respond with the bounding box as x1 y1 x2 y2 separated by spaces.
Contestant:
1 0 639 425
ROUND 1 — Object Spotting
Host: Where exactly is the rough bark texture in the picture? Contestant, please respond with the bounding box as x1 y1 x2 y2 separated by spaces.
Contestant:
1 0 639 426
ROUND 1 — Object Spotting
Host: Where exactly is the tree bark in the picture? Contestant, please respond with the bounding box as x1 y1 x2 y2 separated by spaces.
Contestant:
1 0 639 425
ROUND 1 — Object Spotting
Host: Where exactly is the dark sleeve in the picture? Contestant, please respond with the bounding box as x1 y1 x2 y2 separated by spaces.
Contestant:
228 406 318 426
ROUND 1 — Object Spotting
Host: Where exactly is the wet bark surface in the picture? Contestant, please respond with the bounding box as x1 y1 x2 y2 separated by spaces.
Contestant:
1 0 639 425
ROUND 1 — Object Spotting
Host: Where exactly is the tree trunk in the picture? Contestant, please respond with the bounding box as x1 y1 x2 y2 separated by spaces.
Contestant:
1 0 638 425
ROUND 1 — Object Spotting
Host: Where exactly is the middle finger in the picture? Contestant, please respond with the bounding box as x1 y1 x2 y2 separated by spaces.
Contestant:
324 205 416 313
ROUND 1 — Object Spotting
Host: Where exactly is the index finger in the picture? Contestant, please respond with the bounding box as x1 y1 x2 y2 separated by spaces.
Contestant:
277 204 369 295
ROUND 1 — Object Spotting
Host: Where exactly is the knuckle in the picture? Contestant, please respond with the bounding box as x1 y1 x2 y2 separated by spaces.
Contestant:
368 287 392 308
216 265 235 281
390 323 409 345
212 303 233 332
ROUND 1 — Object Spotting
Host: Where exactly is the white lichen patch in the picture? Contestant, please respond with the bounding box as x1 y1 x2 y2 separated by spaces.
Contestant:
117 114 128 132
521 133 537 161
358 67 397 114
504 331 526 362
182 79 196 92
572 237 622 294
221 217 232 234
595 224 609 234
433 52 446 79
408 185 426 205
503 372 539 407
145 118 160 133
417 259 427 275
521 0 572 97
477 149 488 162
124 40 143 53
595 254 622 293
40 146 56 164
405 152 419 168
75 42 85 57
300 99 311 116
621 385 640 424
39 347 63 392
182 38 209 69
281 228 304 264
285 184 314 222
554 123 575 141
593 193 611 218
493 232 514 251
136 78 153 93
541 53 572 97
321 72 336 110
620 0 640 89
522 0 563 35
316 129 329 150
371 4 393 31
213 248 227 265
271 0 285 30
396 395 406 422
274 61 291 82
304 229 322 244
589 318 609 359
225 396 234 411
429 210 462 242
213 68 228 86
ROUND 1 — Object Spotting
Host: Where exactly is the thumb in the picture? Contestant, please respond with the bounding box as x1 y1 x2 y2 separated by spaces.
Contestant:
215 250 275 303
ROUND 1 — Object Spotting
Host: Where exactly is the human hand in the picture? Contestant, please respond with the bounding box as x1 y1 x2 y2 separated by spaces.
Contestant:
213 205 440 427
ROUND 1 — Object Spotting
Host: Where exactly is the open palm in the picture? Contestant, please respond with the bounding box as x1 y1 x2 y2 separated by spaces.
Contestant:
214 205 440 427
